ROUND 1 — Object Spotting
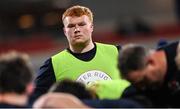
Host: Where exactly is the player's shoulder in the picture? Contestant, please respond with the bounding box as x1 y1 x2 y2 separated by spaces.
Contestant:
95 42 120 50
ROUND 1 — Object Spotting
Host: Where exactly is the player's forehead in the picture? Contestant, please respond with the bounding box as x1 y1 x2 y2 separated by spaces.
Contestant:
63 15 91 25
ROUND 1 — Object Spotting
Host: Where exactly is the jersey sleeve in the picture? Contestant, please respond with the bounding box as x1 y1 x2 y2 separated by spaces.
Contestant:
28 58 56 105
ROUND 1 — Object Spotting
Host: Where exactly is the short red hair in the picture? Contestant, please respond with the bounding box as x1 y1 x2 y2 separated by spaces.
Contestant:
62 5 93 23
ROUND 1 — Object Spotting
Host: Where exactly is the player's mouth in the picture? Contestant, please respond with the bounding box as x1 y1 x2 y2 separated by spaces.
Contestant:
74 35 82 38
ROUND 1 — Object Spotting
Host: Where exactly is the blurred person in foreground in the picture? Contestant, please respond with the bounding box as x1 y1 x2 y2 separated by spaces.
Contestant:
33 93 144 108
30 5 129 103
47 79 142 108
33 93 90 108
0 51 34 108
34 79 141 108
118 41 180 107
34 86 143 108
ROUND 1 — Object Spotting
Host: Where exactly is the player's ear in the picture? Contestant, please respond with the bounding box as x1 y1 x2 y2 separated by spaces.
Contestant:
63 27 68 37
146 55 155 65
146 50 156 65
91 24 94 32
91 24 93 28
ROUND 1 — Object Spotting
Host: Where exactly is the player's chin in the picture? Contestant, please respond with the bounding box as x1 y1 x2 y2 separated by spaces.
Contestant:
76 38 86 42
73 40 86 45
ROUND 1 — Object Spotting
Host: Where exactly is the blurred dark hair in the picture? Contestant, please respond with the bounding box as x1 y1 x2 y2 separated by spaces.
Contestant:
0 51 34 94
49 79 96 99
118 44 147 78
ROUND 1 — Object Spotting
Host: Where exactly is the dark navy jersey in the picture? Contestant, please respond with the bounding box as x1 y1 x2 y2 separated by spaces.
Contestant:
157 41 180 107
157 41 179 83
29 43 121 105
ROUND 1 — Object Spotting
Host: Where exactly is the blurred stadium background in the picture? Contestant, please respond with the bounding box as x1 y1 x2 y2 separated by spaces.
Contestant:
0 0 180 71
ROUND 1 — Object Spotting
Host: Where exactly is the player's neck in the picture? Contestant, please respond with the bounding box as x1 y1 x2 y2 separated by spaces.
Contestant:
70 42 94 53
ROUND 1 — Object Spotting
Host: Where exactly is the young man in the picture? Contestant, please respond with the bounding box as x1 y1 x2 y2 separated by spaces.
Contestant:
31 5 129 103
0 51 34 108
118 41 180 107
